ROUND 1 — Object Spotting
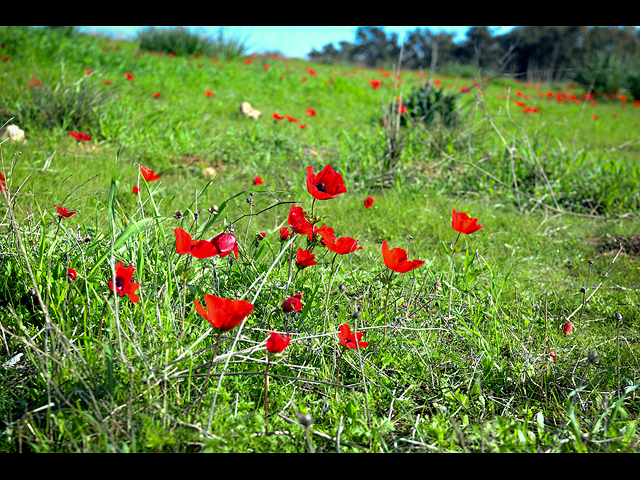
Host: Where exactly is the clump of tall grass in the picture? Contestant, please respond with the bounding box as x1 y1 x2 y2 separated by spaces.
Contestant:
136 27 248 59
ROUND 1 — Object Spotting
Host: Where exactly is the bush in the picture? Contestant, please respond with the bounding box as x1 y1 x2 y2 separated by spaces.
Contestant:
136 27 247 58
401 83 459 127
572 50 624 95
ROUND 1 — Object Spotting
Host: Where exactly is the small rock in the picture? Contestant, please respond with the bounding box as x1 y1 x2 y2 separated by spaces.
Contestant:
239 102 261 120
2 125 26 143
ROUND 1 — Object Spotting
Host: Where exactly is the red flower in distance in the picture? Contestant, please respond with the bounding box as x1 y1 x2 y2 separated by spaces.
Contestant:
398 105 407 114
282 291 303 313
67 268 77 280
307 68 317 77
253 175 264 185
299 124 307 129
174 228 219 259
85 68 92 75
266 331 291 354
210 233 239 260
338 323 369 349
364 197 374 208
300 77 308 83
132 186 140 194
109 262 140 304
382 241 425 274
288 205 313 238
583 93 595 100
546 91 554 98
140 166 161 181
452 209 483 235
306 108 316 117
306 164 347 200
619 94 628 102
195 294 254 333
272 113 284 120
285 115 298 122
592 114 599 120
562 322 573 336
514 101 526 107
523 106 540 114
319 228 362 255
153 92 161 98
369 79 382 89
516 90 523 97
125 72 134 81
104 79 112 85
556 93 566 103
69 131 92 142
205 90 214 97
296 248 317 269
54 205 77 218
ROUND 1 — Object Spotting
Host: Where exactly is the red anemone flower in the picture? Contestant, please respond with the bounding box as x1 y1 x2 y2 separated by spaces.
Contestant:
69 131 91 142
364 197 374 208
307 68 317 77
210 233 239 260
285 115 298 122
280 227 292 241
299 124 307 129
253 175 264 185
546 91 554 97
319 228 362 255
306 108 316 117
266 331 291 354
153 92 161 98
0 172 6 191
174 228 219 259
85 68 92 75
104 79 112 85
562 322 573 336
619 94 628 102
140 165 161 181
282 292 303 313
452 209 483 235
67 268 77 280
592 114 599 120
205 90 214 97
516 90 523 97
288 205 313 238
338 323 369 349
514 101 526 107
272 113 284 120
54 205 77 218
398 105 407 114
296 248 317 269
369 79 382 89
132 186 140 194
306 164 347 200
125 72 134 81
583 93 595 100
195 294 254 333
382 241 425 273
109 262 140 303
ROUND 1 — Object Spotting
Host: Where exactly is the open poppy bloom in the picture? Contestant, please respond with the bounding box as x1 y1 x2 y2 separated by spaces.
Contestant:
195 294 254 333
205 90 214 97
522 106 540 113
54 205 77 218
299 124 307 129
282 291 303 313
125 72 134 81
306 108 316 117
266 331 291 354
210 233 239 260
296 248 317 269
514 101 526 107
253 175 264 185
369 79 382 89
306 164 347 200
280 227 291 241
69 131 92 142
174 228 219 258
398 105 407 114
109 262 140 304
285 115 298 122
288 205 313 238
104 79 112 85
272 113 284 120
382 240 425 273
319 228 362 255
592 114 599 120
364 197 374 208
307 68 317 77
338 323 369 349
153 92 161 98
67 268 77 280
140 165 161 181
452 209 483 235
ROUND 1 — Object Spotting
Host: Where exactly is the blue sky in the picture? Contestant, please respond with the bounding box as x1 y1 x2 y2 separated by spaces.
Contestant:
77 26 518 59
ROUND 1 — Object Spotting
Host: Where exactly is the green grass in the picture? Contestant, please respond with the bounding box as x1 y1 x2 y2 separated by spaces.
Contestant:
0 26 639 453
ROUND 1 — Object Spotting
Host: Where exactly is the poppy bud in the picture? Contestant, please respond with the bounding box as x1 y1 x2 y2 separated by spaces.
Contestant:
84 236 92 243
175 210 183 220
209 205 219 214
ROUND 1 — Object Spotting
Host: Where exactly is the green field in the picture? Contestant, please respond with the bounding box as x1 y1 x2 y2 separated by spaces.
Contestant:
0 26 639 453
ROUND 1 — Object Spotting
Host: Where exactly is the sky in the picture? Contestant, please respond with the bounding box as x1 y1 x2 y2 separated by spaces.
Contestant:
77 26 518 59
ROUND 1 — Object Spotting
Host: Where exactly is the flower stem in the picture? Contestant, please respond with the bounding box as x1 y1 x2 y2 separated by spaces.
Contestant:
334 349 343 402
382 273 392 345
193 331 222 422
264 357 270 436
448 232 461 319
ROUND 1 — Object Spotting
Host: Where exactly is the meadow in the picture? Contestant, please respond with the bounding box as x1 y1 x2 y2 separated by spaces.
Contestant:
0 26 639 452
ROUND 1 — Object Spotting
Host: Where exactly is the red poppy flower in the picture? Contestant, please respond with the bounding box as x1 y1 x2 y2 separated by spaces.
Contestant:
54 205 77 218
285 115 298 122
319 227 362 255
338 323 369 349
85 68 92 75
282 291 303 313
364 197 374 208
522 106 540 114
516 90 523 97
452 209 483 235
253 175 264 185
514 101 526 107
266 331 291 354
556 93 566 103
382 72 390 78
132 186 140 194
300 77 308 82
109 262 140 304
140 166 161 181
537 92 543 98
382 241 425 273
296 248 317 269
1 56 9 62
592 114 598 120
104 79 112 85
306 164 347 201
369 79 382 89
583 93 595 100
195 294 254 333
67 268 77 280
307 68 317 77
546 91 554 98
174 228 219 259
210 233 239 260
612 114 618 119
562 322 573 336
205 90 214 97
125 72 134 81
263 63 270 70
619 94 628 102
272 113 284 120
0 172 6 191
153 92 161 98
549 350 556 361
299 124 307 129
288 205 313 238
306 108 316 117
69 131 92 142
398 105 407 114
634 100 640 107
280 227 291 241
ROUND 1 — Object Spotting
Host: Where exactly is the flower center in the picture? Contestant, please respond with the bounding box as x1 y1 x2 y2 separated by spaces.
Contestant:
115 278 124 291
316 182 326 192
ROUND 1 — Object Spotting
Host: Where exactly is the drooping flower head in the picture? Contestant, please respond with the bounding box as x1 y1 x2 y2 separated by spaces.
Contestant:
109 262 140 303
382 240 425 274
319 228 362 255
266 331 291 354
288 205 313 238
67 268 77 280
280 226 292 242
210 233 239 260
195 294 254 333
174 228 218 259
451 209 483 235
338 323 369 349
562 322 574 336
133 186 140 194
140 165 161 182
296 248 317 269
282 291 303 313
306 165 347 200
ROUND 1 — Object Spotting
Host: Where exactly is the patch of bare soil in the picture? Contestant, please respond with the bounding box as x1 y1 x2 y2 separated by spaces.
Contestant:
595 235 640 256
